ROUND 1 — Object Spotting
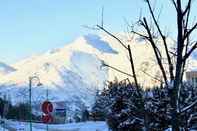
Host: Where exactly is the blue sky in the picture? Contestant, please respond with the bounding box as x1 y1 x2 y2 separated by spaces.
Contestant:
0 0 196 63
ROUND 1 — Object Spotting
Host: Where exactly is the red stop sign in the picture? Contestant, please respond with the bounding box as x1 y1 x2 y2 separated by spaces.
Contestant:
42 101 53 114
42 114 53 123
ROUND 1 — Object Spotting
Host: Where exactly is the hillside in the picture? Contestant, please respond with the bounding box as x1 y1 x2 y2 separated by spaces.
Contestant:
0 33 196 115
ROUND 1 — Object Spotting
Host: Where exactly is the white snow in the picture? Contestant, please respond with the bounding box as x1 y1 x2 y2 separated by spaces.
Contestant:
84 34 118 54
0 126 8 131
4 120 108 131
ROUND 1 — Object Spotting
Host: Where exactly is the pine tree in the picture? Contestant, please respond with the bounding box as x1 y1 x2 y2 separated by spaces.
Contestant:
95 79 197 130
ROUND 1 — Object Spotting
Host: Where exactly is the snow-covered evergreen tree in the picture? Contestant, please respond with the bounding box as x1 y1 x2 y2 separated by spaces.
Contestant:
94 79 197 130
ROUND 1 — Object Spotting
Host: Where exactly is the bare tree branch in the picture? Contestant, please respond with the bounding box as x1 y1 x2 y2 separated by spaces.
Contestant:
142 17 168 86
183 42 197 61
96 25 128 49
81 25 99 30
180 98 197 113
184 3 191 37
140 70 163 83
128 45 139 88
170 0 178 11
146 0 174 80
184 22 197 40
131 30 149 39
102 63 134 78
183 0 192 16
169 51 177 56
97 24 140 90
181 36 190 81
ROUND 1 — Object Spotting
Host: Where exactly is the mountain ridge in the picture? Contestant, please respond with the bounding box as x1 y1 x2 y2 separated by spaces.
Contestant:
0 33 196 116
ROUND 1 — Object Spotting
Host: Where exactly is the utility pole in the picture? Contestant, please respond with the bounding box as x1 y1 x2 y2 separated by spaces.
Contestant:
29 77 32 131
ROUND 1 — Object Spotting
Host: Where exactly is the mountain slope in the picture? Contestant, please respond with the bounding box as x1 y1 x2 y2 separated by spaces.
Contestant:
0 33 196 116
0 62 16 75
0 34 111 116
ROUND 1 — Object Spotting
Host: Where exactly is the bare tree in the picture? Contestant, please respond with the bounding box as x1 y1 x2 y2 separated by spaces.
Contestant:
95 0 196 130
139 0 197 130
97 25 140 94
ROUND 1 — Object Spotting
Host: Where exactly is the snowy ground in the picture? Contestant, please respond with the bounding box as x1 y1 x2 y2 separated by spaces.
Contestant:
0 126 8 131
2 120 108 131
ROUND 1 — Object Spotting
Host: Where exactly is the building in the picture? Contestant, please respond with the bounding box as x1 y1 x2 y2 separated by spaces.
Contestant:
52 101 67 124
186 70 197 87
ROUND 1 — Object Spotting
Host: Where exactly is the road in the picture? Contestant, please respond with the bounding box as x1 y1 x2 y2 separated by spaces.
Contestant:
2 122 16 131
1 119 107 131
2 121 80 131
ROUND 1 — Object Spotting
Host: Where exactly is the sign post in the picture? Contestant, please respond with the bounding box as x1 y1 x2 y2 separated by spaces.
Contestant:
42 100 53 131
46 89 49 131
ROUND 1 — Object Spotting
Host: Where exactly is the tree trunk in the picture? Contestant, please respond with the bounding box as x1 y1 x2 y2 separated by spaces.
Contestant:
170 1 184 130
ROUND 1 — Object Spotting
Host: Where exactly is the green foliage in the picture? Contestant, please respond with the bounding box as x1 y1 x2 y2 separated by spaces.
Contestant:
0 98 38 121
6 103 34 120
0 97 11 118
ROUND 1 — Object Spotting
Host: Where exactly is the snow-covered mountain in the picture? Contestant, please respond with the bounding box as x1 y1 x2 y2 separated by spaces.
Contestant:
0 34 117 114
0 62 16 75
0 33 196 115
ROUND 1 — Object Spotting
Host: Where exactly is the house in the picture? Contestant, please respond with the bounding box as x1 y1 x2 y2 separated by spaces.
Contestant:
186 70 197 87
52 101 67 124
